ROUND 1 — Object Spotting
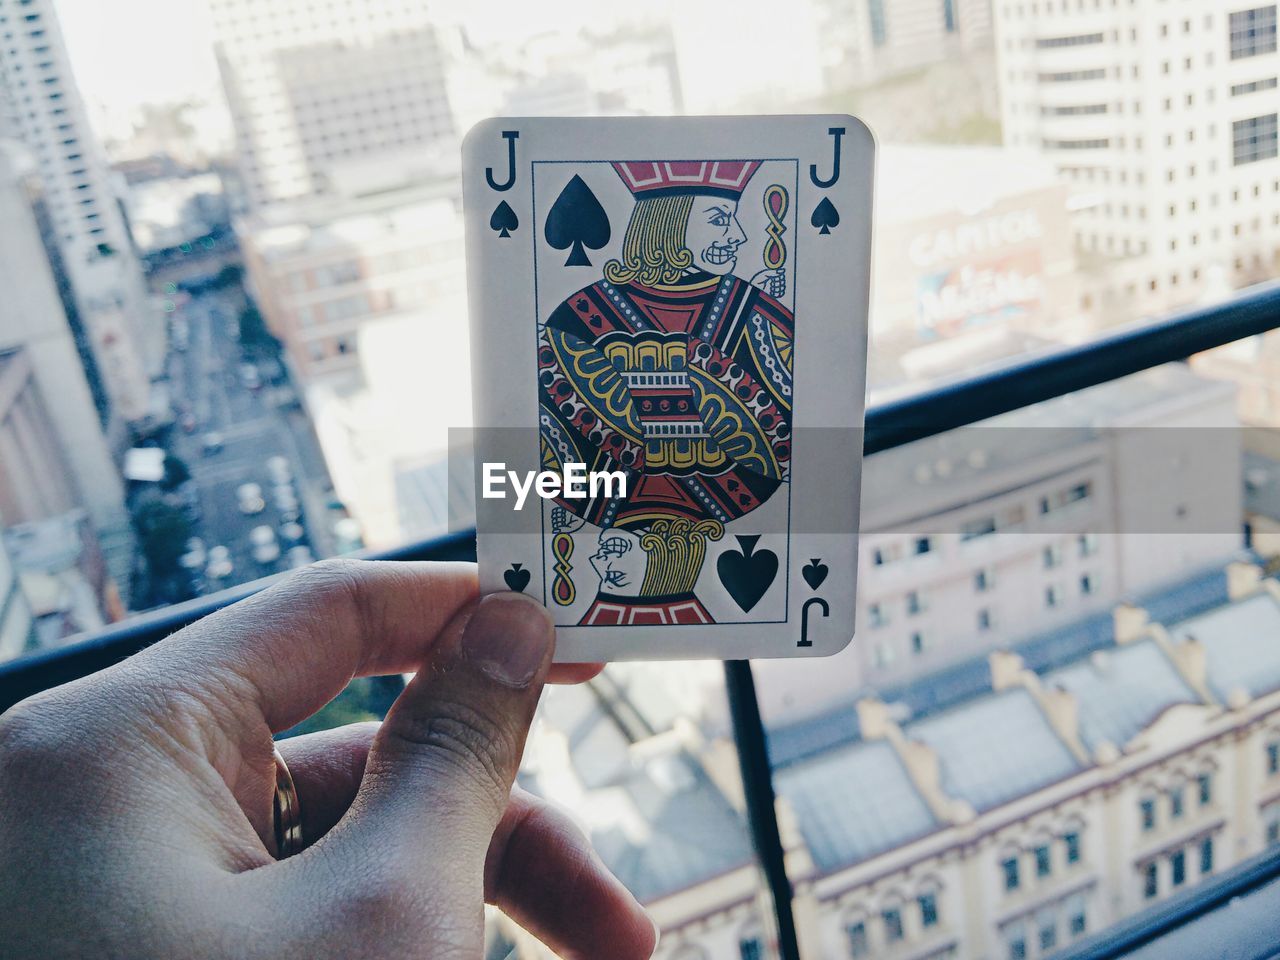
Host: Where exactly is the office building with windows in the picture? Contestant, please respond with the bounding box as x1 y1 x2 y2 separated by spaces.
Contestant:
0 0 157 425
994 1 1280 326
208 0 456 210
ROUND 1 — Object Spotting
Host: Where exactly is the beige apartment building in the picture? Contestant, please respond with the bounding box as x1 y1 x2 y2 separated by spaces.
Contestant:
497 561 1280 960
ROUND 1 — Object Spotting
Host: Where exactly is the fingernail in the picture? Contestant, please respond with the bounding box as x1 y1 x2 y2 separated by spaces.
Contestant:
649 915 661 956
462 592 554 687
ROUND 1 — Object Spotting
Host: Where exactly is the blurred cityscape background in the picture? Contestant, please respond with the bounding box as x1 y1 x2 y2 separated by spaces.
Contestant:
1 0 1280 957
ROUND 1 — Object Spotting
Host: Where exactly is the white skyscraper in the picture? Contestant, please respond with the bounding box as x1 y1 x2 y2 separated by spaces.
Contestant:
208 0 456 209
994 1 1280 324
0 0 156 425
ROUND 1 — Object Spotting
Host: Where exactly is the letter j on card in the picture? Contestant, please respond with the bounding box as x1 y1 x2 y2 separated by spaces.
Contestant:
463 117 873 662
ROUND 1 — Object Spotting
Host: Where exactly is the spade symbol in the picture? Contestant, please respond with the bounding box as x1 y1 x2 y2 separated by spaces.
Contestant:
545 174 611 266
490 200 518 238
717 535 779 613
802 558 828 590
504 563 531 593
811 198 840 235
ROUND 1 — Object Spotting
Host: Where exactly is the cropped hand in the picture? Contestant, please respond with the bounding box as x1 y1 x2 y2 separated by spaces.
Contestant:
0 559 657 959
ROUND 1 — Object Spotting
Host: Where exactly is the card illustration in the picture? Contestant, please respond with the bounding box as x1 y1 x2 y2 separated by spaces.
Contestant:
536 159 795 627
464 116 872 661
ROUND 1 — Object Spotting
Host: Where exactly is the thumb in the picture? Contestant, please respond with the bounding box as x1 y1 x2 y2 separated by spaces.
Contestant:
322 592 554 915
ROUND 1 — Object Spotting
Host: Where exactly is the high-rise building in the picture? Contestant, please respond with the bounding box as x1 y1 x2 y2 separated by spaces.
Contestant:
0 143 133 605
208 0 456 209
994 0 1280 325
816 0 995 89
0 0 157 424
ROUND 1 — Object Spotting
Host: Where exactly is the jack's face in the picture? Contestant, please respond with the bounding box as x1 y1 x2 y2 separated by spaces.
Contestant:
589 529 646 594
685 195 746 275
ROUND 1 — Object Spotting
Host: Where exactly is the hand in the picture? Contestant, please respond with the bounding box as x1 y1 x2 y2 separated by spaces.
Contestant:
0 559 657 960
749 267 786 299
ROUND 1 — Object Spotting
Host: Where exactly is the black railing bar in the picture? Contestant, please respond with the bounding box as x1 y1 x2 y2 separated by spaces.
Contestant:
1049 845 1280 960
865 279 1280 456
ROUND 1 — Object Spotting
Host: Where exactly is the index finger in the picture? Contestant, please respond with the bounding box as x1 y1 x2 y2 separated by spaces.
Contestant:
134 559 596 735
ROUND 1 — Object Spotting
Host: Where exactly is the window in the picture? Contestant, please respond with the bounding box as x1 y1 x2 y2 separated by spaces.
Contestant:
1036 32 1104 48
882 907 904 943
1200 837 1214 875
1042 138 1111 150
1267 740 1279 774
847 921 869 958
869 0 886 46
1039 68 1107 82
978 608 992 631
914 537 932 556
1140 797 1156 831
1043 544 1062 569
943 0 956 32
961 516 997 540
1045 585 1060 609
1068 893 1088 936
1144 862 1158 899
1002 856 1020 891
1170 787 1184 819
1035 844 1051 877
1041 483 1092 514
919 891 939 928
906 590 924 615
975 568 993 592
1230 6 1278 60
1006 922 1028 960
1233 114 1279 165
1038 912 1057 951
1232 77 1279 96
910 631 926 655
1171 849 1186 887
1198 773 1213 806
1065 831 1081 864
739 938 763 960
1080 573 1095 595
874 641 894 668
869 603 888 628
1078 533 1098 557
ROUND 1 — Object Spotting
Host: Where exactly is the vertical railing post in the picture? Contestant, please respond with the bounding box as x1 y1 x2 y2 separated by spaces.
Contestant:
725 658 801 960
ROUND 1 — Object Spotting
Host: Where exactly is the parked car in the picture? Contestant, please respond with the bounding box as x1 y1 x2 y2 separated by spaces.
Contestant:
201 431 224 455
237 482 266 515
266 455 292 485
249 525 280 565
286 545 315 569
279 521 305 543
206 545 233 580
238 363 262 391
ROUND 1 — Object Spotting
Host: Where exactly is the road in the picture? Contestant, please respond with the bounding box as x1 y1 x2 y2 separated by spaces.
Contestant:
165 284 336 596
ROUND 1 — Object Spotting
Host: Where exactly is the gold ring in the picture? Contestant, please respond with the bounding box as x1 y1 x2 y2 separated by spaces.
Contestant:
272 746 304 859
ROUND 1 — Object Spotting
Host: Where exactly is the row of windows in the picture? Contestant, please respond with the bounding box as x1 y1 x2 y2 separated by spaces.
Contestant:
1141 837 1214 900
1040 103 1108 116
1234 114 1280 166
846 891 938 957
1232 77 1279 97
1035 31 1104 48
1229 6 1278 61
1002 831 1083 891
1139 773 1213 832
1037 68 1106 83
1001 892 1088 960
1043 138 1110 151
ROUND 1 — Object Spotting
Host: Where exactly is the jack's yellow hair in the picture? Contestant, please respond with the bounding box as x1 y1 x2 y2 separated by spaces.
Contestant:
604 195 695 286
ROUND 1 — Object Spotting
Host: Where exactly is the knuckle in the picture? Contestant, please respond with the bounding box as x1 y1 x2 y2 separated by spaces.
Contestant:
0 693 69 772
385 701 515 805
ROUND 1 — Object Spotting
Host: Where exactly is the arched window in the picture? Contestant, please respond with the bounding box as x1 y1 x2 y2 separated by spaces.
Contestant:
842 908 871 959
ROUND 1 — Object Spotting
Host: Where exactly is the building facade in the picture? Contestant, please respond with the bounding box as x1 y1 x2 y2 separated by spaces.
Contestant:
994 0 1280 326
0 0 156 423
0 146 132 599
208 0 456 210
501 562 1280 960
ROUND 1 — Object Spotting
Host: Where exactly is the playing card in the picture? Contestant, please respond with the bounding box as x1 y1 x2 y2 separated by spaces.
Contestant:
463 116 872 661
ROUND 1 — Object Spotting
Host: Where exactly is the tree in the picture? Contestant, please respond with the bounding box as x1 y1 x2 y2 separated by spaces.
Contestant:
238 303 279 351
133 494 193 577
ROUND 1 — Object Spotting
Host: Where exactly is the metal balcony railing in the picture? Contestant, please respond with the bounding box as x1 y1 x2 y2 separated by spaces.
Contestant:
2 281 1280 960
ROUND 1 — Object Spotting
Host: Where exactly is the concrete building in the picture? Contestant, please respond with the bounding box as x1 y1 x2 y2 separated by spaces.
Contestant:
816 0 995 90
238 166 468 547
994 0 1280 326
208 0 456 209
748 364 1242 726
0 1 157 423
0 510 34 660
500 561 1280 960
0 147 133 599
